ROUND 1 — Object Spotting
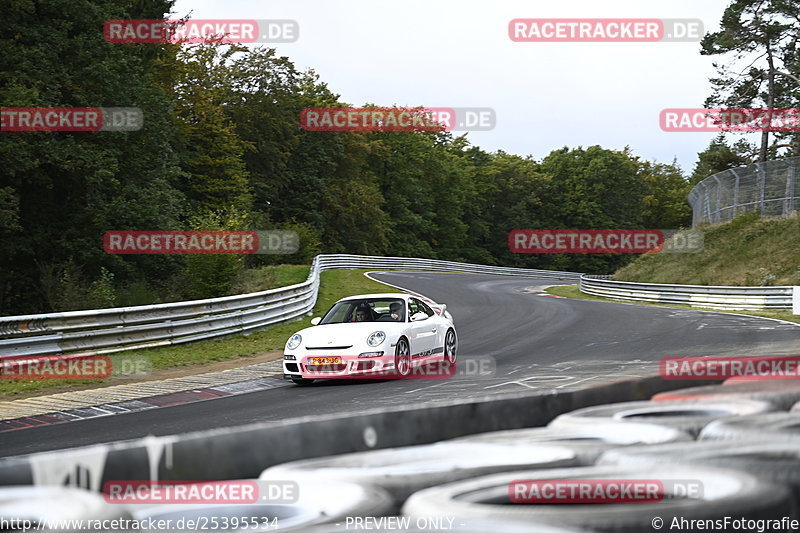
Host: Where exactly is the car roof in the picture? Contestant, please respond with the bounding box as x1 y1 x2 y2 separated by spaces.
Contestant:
336 293 411 303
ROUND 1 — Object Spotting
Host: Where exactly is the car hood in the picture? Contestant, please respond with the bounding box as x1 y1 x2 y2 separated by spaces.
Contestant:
295 322 394 349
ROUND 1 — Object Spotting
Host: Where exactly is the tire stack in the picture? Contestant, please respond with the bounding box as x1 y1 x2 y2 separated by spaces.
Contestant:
18 381 800 531
250 381 800 531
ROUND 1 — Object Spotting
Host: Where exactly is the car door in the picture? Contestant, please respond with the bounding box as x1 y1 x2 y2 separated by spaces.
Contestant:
407 298 437 357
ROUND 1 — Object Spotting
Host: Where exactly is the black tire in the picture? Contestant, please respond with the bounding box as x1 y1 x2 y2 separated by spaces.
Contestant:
652 381 800 411
132 479 393 529
448 421 691 464
443 328 457 364
259 442 578 510
291 376 315 386
597 440 800 503
700 411 800 442
549 399 775 437
395 337 411 377
0 486 131 521
402 465 794 533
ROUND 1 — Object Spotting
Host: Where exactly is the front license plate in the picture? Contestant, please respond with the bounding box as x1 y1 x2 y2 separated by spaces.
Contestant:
308 356 342 365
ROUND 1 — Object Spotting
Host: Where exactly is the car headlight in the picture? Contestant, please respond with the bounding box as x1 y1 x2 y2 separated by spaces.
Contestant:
286 334 302 350
367 331 386 347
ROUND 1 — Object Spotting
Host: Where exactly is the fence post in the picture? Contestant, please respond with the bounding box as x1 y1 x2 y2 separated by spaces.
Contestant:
757 162 767 214
701 181 712 223
731 169 740 218
786 163 797 217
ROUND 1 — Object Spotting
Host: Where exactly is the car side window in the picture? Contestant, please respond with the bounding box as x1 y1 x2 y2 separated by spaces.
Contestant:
419 300 435 317
410 298 432 319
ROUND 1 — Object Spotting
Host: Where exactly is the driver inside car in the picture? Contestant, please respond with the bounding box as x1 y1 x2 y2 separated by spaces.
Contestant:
389 302 404 321
353 306 370 322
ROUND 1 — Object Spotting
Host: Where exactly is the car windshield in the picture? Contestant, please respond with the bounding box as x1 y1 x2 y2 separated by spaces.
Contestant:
320 298 406 324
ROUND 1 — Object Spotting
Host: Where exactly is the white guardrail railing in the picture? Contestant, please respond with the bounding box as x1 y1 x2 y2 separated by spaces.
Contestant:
0 254 583 358
580 275 800 314
2 254 795 358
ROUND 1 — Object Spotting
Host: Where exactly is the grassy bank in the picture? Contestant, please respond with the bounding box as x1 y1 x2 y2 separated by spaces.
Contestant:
615 213 800 285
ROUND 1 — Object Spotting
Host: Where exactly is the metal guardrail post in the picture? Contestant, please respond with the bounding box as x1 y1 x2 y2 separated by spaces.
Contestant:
794 287 800 315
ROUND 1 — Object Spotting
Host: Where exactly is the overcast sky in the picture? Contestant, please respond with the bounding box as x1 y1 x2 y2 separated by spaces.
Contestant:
171 0 735 173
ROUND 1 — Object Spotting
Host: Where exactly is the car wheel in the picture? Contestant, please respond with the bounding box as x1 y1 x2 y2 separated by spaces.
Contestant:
395 338 411 376
444 328 457 364
291 377 315 386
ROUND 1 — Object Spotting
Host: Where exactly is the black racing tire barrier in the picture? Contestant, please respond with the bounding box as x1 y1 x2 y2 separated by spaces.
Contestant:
128 479 394 531
0 486 131 523
699 412 800 442
549 399 775 437
401 465 795 533
597 440 800 503
259 442 579 512
652 381 800 411
446 422 692 464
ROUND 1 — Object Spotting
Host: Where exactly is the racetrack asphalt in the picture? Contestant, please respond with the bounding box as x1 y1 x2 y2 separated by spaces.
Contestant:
1 272 797 458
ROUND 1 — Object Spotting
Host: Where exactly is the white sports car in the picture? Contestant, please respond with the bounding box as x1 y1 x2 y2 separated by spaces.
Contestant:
283 293 457 385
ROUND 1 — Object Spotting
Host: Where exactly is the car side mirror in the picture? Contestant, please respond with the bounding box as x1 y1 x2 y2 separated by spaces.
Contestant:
310 317 321 325
411 312 428 322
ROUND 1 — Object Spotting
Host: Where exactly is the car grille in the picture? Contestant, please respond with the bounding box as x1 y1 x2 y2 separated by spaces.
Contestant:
305 346 353 350
285 363 299 372
304 364 348 373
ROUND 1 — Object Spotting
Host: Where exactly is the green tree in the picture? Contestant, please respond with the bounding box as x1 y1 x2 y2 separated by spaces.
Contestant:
639 160 693 228
690 135 754 185
173 44 252 213
0 0 184 314
701 0 800 161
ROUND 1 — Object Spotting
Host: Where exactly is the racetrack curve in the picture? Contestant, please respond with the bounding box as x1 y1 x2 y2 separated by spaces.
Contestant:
1 272 797 458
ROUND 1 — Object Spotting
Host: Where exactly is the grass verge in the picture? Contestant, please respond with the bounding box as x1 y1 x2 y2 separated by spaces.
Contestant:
546 284 800 325
0 268 394 399
615 212 800 286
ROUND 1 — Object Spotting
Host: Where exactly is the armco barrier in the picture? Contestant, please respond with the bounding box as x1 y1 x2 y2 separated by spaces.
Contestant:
0 375 718 488
0 255 582 359
580 275 798 312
